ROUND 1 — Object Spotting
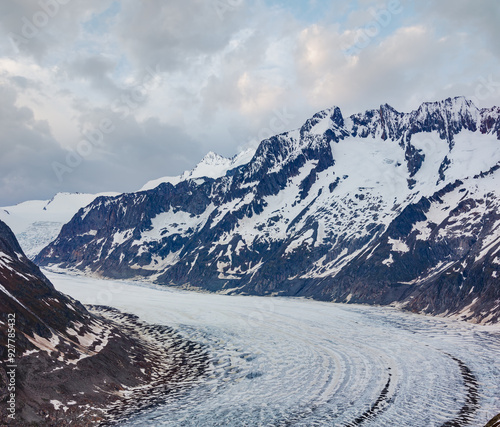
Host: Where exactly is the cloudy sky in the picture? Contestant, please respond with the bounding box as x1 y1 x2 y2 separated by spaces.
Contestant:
0 0 499 205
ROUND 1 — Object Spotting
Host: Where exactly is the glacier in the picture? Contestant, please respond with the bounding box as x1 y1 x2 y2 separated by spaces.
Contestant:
47 270 500 426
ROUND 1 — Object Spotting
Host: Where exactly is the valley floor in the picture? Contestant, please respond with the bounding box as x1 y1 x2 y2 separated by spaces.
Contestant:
46 270 500 426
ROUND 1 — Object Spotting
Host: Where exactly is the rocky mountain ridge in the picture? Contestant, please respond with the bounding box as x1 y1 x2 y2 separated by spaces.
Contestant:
36 97 500 324
0 220 207 425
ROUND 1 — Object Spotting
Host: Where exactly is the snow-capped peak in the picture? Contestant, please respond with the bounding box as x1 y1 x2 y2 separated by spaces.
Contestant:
414 96 479 121
140 148 256 191
199 151 228 165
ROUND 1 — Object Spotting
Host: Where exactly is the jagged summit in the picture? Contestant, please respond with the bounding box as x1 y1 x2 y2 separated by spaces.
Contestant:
200 151 227 164
279 97 486 152
301 96 482 142
36 97 500 324
140 148 256 191
142 97 487 193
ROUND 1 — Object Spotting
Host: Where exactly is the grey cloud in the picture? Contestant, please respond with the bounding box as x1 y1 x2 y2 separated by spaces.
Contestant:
48 105 204 195
199 30 276 116
415 0 500 58
1 0 500 206
292 2 500 115
8 75 42 90
0 85 64 205
0 76 203 205
0 0 114 59
114 0 251 71
63 55 121 98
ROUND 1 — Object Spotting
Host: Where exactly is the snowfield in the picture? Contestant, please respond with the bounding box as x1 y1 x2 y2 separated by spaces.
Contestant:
46 271 500 426
0 192 118 258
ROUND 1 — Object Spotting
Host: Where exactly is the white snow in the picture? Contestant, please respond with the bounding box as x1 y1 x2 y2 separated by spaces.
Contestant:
412 220 432 241
22 349 39 357
139 175 182 191
111 229 134 248
310 115 333 135
138 206 214 243
25 332 60 355
285 229 314 254
382 253 394 266
387 238 410 253
50 400 64 410
76 331 100 347
446 132 500 182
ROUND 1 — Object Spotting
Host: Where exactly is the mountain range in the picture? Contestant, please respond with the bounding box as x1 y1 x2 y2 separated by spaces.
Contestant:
29 96 500 324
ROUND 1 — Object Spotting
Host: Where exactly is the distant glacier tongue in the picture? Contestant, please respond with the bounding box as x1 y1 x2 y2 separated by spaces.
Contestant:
47 271 500 427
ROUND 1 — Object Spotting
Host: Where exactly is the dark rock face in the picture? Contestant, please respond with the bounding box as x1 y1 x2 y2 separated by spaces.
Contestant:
36 97 500 324
0 220 207 425
0 220 88 347
314 180 500 324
